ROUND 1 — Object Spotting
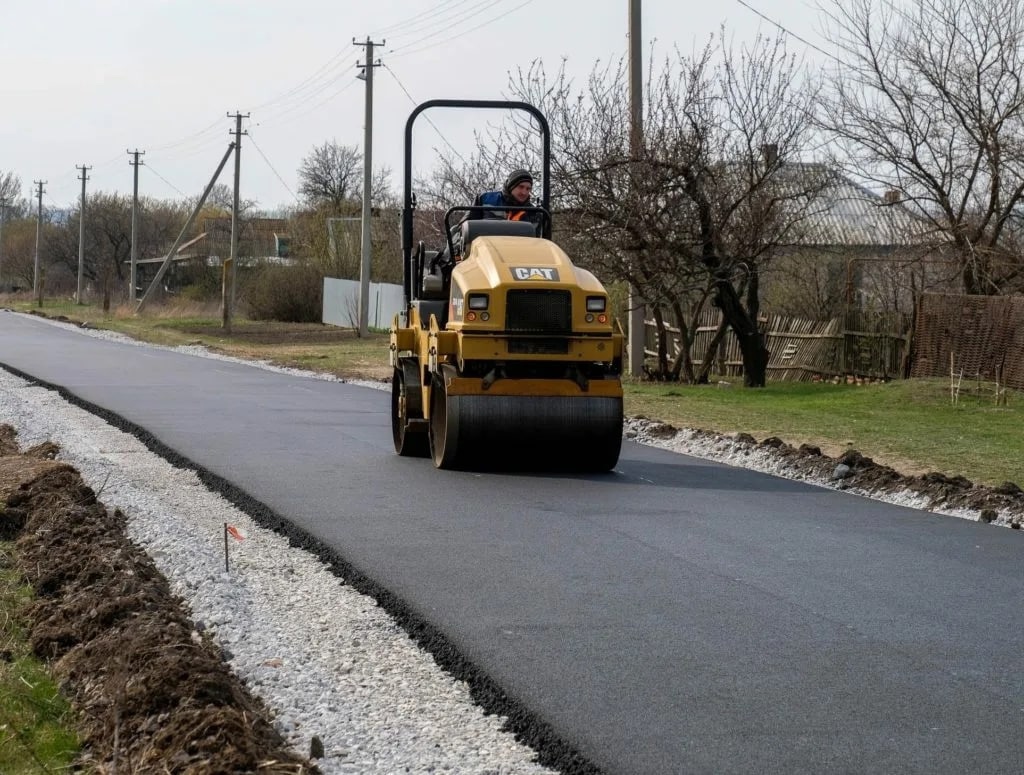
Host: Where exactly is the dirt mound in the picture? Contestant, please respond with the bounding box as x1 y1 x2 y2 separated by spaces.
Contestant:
0 426 317 774
631 419 1024 527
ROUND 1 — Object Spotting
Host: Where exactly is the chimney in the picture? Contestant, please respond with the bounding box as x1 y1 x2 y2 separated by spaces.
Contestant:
761 143 779 167
883 189 901 205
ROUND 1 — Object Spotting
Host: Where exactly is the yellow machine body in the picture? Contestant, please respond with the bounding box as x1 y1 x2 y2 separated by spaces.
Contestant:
390 233 624 470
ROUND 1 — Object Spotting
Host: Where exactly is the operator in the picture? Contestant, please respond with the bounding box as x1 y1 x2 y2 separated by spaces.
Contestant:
468 169 542 227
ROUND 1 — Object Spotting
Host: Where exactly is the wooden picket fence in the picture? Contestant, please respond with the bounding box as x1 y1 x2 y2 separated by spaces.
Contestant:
644 309 912 381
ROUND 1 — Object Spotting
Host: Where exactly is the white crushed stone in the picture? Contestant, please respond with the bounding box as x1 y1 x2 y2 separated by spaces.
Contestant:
623 419 1022 525
0 363 556 774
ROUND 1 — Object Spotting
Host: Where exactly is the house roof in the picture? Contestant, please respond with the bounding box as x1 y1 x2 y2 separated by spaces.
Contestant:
130 232 208 264
777 163 935 248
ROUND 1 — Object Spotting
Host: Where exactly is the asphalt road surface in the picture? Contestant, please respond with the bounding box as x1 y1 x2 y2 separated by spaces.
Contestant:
2 312 1022 775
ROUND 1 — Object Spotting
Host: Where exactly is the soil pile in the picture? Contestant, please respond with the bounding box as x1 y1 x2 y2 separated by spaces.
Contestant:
629 419 1024 527
0 425 317 774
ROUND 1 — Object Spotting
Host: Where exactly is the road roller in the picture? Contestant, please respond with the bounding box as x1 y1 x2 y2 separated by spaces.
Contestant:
389 99 623 471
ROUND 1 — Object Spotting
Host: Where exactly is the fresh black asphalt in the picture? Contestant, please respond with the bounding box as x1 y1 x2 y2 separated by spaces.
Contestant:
2 312 1022 775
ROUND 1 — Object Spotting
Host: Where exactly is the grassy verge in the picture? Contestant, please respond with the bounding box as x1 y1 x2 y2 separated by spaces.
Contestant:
625 377 1021 485
0 544 79 773
5 298 1022 486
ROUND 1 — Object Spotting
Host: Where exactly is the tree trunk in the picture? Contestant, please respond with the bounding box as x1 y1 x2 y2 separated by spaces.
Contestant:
713 277 768 388
668 300 695 383
652 305 669 379
961 260 980 296
696 318 728 384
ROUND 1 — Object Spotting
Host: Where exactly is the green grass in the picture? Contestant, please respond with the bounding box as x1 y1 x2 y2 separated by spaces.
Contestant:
7 297 1022 486
0 546 79 774
625 377 1022 486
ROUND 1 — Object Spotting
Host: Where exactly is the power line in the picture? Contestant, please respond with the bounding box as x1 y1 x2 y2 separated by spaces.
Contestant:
733 0 839 63
247 131 301 204
144 164 187 197
249 52 352 114
257 78 359 129
389 0 539 60
94 151 128 170
257 70 353 123
381 0 482 49
149 117 225 152
369 0 468 38
387 1 516 56
384 65 467 165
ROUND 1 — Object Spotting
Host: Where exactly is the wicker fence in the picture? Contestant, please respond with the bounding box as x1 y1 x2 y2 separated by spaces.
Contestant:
910 293 1024 391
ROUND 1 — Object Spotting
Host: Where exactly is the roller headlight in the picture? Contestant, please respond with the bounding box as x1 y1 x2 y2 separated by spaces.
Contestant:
468 294 489 310
586 296 606 313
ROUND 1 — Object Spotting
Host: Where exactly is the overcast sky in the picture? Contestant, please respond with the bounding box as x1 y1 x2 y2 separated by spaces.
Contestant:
2 0 829 212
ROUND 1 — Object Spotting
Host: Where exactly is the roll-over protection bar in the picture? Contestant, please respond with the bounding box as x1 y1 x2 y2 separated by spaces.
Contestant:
401 99 552 308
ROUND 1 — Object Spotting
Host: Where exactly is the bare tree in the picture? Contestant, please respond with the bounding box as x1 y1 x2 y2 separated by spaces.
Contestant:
298 141 364 211
819 0 1024 295
45 193 186 303
497 34 822 386
201 182 259 217
0 171 24 212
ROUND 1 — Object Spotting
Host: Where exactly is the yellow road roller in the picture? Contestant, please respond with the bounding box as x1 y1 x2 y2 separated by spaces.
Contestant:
390 99 623 471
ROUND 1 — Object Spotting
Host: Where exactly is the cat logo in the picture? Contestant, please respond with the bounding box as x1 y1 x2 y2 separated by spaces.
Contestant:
512 267 559 281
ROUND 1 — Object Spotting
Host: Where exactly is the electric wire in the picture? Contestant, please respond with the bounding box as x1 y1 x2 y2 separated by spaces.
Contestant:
249 54 366 126
149 118 225 152
389 0 538 60
94 151 128 171
247 132 301 204
387 0 515 56
257 77 358 129
369 0 466 38
144 164 188 197
380 0 482 50
384 65 467 165
249 52 353 114
733 0 839 62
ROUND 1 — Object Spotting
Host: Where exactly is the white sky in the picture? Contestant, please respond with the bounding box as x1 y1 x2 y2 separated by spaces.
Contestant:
1 0 829 212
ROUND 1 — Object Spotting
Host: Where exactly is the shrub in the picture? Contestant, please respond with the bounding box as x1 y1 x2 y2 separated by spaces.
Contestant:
244 263 324 323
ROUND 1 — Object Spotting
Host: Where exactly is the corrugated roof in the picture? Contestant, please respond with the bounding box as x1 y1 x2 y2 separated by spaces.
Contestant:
775 163 935 248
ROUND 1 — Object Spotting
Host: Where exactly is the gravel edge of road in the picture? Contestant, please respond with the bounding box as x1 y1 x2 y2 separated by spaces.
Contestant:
0 358 591 774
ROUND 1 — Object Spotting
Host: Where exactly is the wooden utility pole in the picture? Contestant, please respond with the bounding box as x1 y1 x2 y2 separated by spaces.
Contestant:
76 165 91 303
224 112 248 333
0 196 8 291
354 37 384 337
128 149 145 302
33 180 45 304
627 0 645 377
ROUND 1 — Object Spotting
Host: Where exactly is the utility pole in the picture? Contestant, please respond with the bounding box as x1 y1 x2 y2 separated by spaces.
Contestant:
0 196 8 292
33 180 46 304
224 112 248 332
76 165 91 304
354 37 384 337
627 0 646 377
128 149 145 302
137 143 235 313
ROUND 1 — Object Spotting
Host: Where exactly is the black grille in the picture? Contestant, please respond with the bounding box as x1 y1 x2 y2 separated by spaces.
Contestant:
505 289 572 333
